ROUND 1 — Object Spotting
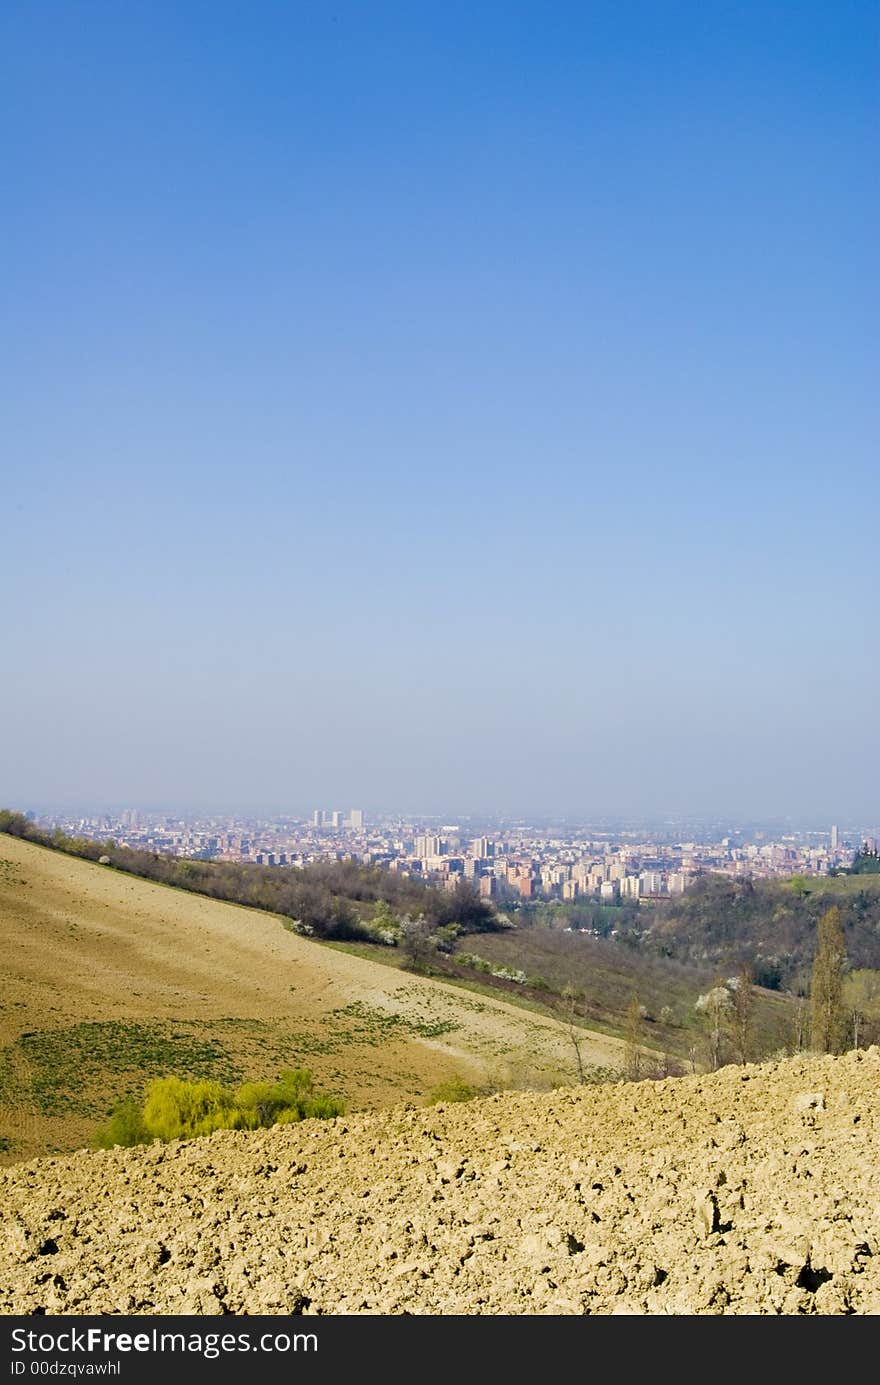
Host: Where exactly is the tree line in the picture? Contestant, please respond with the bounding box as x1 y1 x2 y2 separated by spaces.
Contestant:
631 872 880 990
848 846 880 876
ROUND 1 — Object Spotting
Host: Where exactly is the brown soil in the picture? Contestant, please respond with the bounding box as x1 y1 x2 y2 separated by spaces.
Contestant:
1 1049 878 1315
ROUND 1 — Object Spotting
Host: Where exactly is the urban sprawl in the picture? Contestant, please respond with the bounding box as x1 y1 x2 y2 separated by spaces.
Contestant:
38 810 877 906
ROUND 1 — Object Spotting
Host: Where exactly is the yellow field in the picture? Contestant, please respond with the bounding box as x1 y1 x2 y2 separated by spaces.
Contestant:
0 835 627 1162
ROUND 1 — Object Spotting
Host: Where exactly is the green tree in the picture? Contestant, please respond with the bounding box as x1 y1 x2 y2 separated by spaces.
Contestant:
368 900 398 942
810 905 846 1053
849 847 880 875
399 915 435 971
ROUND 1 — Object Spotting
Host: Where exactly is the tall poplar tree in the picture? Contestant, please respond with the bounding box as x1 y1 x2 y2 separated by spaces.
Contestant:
811 905 846 1053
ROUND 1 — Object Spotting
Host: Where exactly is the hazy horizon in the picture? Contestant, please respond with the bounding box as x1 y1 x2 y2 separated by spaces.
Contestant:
12 800 877 841
3 3 877 823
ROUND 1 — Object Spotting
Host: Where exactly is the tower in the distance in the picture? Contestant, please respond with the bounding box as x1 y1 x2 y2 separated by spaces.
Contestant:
831 824 839 850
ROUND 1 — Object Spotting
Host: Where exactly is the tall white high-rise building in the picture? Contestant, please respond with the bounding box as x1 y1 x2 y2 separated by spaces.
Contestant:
831 824 839 850
349 809 364 830
415 834 443 858
312 809 323 827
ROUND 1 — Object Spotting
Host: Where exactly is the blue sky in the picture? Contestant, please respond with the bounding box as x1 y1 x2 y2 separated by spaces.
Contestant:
2 2 877 821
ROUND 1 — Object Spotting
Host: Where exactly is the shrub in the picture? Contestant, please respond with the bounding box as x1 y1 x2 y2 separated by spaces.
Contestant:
458 952 491 973
93 1069 343 1149
92 1097 149 1149
142 1077 241 1141
426 1074 480 1104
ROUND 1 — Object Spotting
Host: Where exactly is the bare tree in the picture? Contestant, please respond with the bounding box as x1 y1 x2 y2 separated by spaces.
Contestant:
730 963 755 1064
811 906 846 1053
561 984 589 1084
841 969 880 1049
623 995 644 1081
791 995 809 1053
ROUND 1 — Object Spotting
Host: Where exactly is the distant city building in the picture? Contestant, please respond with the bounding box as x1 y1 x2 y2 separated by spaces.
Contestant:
517 874 534 899
639 870 664 896
414 834 444 858
36 807 871 904
470 837 494 859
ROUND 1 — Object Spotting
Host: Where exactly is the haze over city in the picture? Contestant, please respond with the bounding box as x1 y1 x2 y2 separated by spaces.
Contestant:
2 3 877 822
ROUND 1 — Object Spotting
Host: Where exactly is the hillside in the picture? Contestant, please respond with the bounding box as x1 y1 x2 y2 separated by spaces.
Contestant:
639 872 880 991
452 924 795 1064
1 1048 878 1314
0 810 499 942
0 835 626 1164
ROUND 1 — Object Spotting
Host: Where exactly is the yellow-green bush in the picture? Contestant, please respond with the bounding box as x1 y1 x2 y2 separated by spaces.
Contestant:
426 1073 480 1104
93 1069 343 1149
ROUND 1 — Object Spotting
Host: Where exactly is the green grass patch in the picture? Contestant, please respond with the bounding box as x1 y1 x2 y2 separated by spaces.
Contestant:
0 1022 241 1117
327 1000 457 1043
321 939 410 969
782 874 880 899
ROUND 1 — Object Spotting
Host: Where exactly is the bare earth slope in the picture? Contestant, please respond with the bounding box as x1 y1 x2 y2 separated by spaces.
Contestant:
0 835 624 1161
2 1049 878 1315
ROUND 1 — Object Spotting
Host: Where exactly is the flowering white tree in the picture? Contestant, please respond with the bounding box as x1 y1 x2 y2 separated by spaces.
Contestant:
695 983 732 1070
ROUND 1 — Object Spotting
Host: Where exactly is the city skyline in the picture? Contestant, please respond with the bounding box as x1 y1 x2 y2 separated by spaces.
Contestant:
2 4 877 820
24 802 877 913
19 799 876 845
